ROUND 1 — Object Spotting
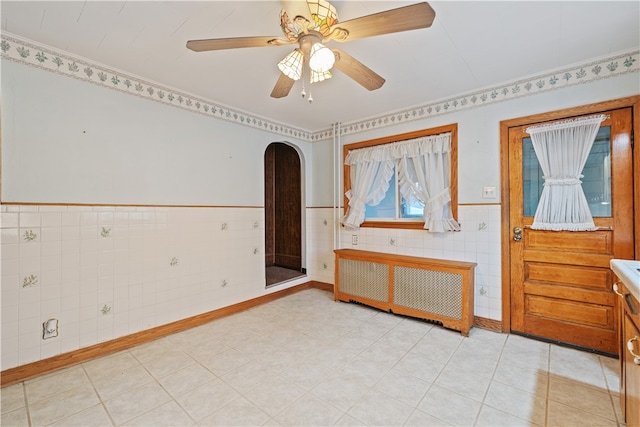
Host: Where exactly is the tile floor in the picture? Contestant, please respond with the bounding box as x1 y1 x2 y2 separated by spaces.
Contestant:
1 289 625 426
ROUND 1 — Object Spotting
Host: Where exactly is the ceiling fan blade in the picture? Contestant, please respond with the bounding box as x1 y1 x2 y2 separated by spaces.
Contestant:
328 2 435 42
280 0 312 22
271 72 296 98
186 36 291 52
332 49 385 91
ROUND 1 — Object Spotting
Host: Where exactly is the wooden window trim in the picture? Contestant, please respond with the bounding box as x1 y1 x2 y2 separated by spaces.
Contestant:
343 123 458 230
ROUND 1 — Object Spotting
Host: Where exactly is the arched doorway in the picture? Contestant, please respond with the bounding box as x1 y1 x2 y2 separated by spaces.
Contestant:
264 142 305 286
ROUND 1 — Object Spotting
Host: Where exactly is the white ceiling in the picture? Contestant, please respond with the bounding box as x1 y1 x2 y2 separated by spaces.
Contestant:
2 1 639 132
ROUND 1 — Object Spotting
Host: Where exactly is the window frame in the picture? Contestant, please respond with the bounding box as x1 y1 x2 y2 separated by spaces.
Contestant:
343 124 458 230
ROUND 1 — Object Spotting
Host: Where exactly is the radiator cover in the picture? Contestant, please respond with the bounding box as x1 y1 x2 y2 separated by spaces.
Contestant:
334 249 476 335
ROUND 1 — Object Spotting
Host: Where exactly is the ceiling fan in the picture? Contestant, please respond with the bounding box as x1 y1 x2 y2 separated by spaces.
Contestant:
186 1 435 101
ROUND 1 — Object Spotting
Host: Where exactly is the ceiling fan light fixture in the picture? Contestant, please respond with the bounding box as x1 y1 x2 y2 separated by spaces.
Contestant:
310 69 332 83
277 49 304 80
309 42 335 72
307 0 338 36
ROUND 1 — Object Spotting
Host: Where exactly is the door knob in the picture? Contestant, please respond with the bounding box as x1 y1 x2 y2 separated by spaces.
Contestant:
513 227 523 241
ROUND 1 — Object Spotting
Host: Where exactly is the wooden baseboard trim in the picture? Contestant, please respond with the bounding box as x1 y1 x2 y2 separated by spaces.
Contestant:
0 281 333 387
474 316 503 332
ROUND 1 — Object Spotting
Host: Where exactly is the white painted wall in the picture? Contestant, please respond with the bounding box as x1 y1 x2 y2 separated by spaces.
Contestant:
1 60 313 206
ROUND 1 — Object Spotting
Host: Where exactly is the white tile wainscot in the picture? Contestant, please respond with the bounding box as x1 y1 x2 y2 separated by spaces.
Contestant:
0 204 270 371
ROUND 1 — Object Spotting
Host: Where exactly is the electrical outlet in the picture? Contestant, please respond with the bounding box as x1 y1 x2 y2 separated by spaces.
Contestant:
482 186 496 199
43 319 58 339
352 235 358 245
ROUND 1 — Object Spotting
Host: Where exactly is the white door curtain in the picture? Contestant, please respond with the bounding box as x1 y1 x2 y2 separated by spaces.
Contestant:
525 114 607 231
341 133 459 232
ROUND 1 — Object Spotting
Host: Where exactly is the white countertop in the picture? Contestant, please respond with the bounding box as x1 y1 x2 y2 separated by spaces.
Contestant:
611 259 640 302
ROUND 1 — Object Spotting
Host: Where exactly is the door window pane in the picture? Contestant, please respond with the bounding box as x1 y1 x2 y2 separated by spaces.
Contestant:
522 126 611 218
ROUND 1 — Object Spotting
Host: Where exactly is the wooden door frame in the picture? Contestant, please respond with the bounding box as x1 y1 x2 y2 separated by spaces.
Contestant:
499 95 640 333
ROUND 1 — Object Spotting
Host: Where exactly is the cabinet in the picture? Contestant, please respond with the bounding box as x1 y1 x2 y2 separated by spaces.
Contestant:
616 281 640 427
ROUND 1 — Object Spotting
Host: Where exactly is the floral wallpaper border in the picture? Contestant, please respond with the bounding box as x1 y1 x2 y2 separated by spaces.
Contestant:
315 49 639 141
1 32 637 143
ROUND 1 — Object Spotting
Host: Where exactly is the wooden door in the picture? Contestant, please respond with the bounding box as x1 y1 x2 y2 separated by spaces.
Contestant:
508 108 634 355
264 143 302 271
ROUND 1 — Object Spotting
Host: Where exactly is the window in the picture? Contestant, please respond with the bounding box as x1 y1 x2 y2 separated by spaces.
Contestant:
523 126 612 218
342 124 458 231
364 165 425 220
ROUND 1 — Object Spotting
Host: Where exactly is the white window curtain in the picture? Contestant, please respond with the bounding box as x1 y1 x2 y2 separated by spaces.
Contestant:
341 147 395 228
397 134 460 232
525 114 606 231
341 133 459 232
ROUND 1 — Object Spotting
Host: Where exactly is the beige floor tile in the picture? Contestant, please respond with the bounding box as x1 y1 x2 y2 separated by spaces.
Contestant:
4 289 626 427
548 376 617 421
82 351 140 381
242 375 305 417
91 364 154 401
258 349 309 373
0 383 25 414
333 413 367 426
456 336 505 362
176 336 231 362
493 360 548 397
475 405 536 427
122 401 194 426
483 381 546 425
50 404 113 426
447 349 499 379
434 364 491 402
411 336 460 364
394 317 434 336
28 382 100 426
175 378 239 422
417 385 482 426
547 400 617 427
25 366 90 404
331 332 375 353
310 375 369 412
600 355 621 393
374 371 430 407
404 408 452 426
158 363 217 398
378 328 424 351
103 381 171 426
141 348 195 379
201 348 252 376
337 355 390 387
278 359 333 390
347 389 414 426
272 393 342 426
1 407 29 427
220 361 279 394
500 336 550 372
128 338 173 363
198 397 269 426
549 345 608 390
394 352 445 383
359 340 407 367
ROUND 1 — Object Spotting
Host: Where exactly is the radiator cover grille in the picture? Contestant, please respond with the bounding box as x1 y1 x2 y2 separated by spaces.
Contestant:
393 266 463 320
339 259 389 302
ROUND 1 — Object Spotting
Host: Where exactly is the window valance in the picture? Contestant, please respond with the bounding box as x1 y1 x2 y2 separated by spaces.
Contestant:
342 133 459 232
